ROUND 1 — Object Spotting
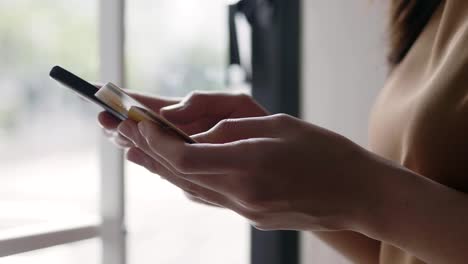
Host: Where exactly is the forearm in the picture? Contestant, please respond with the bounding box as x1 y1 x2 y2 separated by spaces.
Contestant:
311 231 380 264
359 165 468 264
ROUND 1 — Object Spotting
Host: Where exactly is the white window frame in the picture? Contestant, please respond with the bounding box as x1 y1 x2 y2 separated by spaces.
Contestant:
0 0 127 263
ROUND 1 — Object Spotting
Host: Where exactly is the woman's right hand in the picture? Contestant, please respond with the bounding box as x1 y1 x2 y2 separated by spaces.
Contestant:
98 91 268 206
98 91 268 148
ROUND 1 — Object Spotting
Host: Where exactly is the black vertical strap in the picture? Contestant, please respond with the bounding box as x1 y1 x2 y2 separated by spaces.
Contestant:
250 0 300 116
229 4 241 66
249 0 301 264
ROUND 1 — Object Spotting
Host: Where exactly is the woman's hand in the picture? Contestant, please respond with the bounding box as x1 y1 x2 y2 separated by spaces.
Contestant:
98 91 268 148
98 92 179 148
117 113 383 231
98 91 269 206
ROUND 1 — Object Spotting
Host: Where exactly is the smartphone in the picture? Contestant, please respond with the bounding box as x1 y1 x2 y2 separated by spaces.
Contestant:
49 65 195 143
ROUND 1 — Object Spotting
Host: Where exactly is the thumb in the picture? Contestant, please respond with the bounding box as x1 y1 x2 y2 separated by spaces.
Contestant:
160 102 197 124
192 116 281 144
160 92 247 124
130 93 179 113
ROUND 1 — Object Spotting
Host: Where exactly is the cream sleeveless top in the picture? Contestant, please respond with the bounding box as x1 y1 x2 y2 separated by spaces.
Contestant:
368 1 468 263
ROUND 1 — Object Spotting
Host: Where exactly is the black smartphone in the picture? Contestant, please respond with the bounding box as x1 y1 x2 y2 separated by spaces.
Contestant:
49 65 195 144
49 65 127 120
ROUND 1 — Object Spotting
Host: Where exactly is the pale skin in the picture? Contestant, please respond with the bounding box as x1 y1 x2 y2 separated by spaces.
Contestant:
98 91 468 264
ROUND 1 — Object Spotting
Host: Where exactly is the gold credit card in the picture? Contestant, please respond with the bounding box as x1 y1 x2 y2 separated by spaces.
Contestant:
95 83 195 144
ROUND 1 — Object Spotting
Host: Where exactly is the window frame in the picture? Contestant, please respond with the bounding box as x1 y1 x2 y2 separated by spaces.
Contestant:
98 0 127 263
0 1 127 263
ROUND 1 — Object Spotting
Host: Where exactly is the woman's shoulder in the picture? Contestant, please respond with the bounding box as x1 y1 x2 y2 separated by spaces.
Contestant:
399 0 468 193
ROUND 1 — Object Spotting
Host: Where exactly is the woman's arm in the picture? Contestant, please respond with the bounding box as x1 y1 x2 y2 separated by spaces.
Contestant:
113 109 468 263
311 231 381 264
115 110 468 263
364 80 468 263
359 163 468 264
99 92 383 263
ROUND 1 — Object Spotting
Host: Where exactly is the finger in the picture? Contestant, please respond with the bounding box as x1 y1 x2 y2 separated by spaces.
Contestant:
118 120 194 174
126 146 178 177
113 134 134 148
126 147 230 208
125 119 253 198
128 92 180 113
102 128 116 138
102 128 134 148
160 92 248 124
125 127 237 197
175 117 218 136
128 148 256 219
184 192 223 208
138 120 247 174
192 115 284 144
98 111 121 130
118 120 167 161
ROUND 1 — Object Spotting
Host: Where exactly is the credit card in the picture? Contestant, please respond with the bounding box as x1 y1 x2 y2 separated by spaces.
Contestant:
95 83 195 144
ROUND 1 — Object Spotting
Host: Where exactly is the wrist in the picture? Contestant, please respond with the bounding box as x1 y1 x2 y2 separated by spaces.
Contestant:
350 155 429 241
346 153 402 236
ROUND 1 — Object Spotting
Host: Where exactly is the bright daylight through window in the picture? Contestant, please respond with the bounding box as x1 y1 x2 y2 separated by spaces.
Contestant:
125 1 248 263
0 0 248 263
1 0 99 262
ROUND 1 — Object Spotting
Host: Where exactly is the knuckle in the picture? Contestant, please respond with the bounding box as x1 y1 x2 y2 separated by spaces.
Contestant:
215 119 236 132
187 91 205 103
272 113 291 123
269 113 295 131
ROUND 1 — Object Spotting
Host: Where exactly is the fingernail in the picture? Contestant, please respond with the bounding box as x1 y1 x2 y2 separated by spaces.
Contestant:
117 122 132 136
161 103 184 112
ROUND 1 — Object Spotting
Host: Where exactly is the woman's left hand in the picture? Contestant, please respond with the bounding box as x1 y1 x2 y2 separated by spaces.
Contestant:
117 114 383 231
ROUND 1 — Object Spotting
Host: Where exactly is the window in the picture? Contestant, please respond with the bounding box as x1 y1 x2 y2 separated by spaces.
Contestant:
0 0 300 263
1 0 249 263
0 0 100 261
125 1 249 263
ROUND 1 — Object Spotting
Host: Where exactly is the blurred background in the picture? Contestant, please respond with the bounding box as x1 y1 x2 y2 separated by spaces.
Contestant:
0 0 389 263
0 0 248 263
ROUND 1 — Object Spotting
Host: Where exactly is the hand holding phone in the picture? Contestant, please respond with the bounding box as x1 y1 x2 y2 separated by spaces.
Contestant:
49 65 195 143
95 82 195 143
